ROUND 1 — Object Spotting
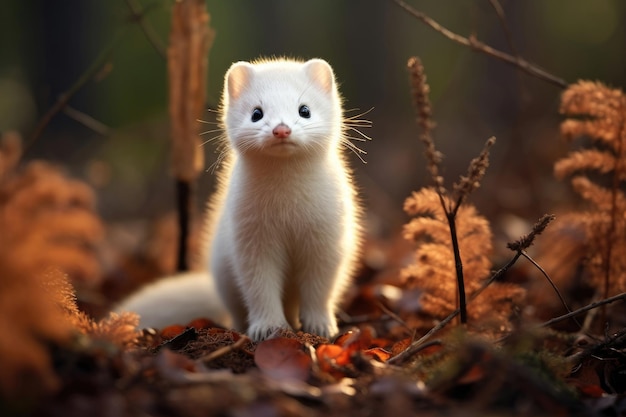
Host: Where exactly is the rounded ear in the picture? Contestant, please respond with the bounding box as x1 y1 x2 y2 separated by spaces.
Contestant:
303 59 335 93
225 61 254 100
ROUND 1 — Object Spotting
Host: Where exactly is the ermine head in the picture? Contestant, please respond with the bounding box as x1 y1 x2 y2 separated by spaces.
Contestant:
221 58 342 159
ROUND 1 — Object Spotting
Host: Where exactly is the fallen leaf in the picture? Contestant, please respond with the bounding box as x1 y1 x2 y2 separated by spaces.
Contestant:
254 337 312 381
364 347 392 362
160 324 186 339
186 317 220 330
158 327 198 351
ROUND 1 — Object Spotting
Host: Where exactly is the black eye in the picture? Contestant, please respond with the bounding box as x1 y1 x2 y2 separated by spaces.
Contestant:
299 105 311 118
251 107 264 122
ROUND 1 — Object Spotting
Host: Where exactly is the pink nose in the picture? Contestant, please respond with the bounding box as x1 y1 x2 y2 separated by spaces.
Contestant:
272 124 291 139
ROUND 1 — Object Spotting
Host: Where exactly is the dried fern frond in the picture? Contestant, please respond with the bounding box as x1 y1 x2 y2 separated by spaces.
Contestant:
0 264 73 399
0 133 109 399
570 176 626 211
401 188 524 334
554 149 621 181
560 81 626 146
0 161 104 284
44 267 141 347
404 187 446 217
73 311 140 347
551 81 626 312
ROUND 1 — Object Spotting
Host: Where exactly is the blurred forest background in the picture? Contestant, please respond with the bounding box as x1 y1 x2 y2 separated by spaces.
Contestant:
1 2 626 414
2 0 625 245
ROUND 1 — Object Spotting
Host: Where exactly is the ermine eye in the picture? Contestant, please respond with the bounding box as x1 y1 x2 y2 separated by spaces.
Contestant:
251 107 264 122
298 105 311 118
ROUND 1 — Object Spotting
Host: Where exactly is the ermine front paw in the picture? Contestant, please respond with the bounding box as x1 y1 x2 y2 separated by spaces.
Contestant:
247 320 291 342
301 313 338 339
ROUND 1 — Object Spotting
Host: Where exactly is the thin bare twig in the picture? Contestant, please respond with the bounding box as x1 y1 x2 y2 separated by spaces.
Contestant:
196 335 251 363
538 292 626 328
392 0 568 88
124 0 167 58
521 250 581 328
63 105 111 136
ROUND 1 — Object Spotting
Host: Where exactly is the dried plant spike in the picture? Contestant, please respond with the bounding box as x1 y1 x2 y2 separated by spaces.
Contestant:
407 57 434 133
452 136 496 212
407 56 442 190
507 214 556 252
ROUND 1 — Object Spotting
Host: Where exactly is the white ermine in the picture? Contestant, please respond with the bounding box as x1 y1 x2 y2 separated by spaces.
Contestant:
116 58 362 341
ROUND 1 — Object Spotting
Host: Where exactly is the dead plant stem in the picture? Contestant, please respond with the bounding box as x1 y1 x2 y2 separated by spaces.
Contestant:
446 210 467 324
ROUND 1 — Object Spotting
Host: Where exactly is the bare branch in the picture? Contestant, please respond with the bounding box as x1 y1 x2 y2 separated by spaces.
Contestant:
487 0 519 57
63 106 111 136
539 292 626 328
392 0 568 88
125 0 168 59
28 29 127 149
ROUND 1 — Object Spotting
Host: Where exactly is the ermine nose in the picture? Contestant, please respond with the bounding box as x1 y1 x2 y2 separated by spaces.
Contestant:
272 124 291 139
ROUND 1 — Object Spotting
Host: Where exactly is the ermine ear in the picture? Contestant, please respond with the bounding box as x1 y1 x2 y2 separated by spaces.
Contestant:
304 59 335 93
226 61 254 100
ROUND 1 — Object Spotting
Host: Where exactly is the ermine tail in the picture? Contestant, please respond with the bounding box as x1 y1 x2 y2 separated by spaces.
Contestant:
113 271 232 329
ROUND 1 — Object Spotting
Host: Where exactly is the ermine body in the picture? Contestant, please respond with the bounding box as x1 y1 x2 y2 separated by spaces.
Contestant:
211 58 360 340
116 58 361 341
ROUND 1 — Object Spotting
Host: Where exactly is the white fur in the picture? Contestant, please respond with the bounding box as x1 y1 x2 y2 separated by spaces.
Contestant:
113 271 231 329
210 58 361 340
115 58 361 341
